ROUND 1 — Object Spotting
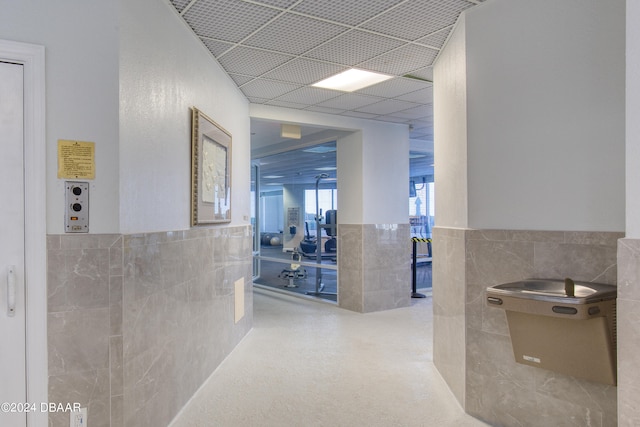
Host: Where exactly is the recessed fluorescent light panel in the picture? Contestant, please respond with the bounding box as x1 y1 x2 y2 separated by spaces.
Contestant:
312 69 393 92
315 167 336 171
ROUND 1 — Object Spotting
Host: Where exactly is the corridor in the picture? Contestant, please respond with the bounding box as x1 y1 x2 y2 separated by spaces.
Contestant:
170 288 490 427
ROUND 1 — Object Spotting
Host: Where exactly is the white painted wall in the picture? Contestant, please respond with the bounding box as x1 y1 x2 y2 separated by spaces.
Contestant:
337 131 364 224
250 104 409 224
463 0 625 231
627 0 640 238
361 124 410 224
119 0 250 233
435 0 625 232
0 0 250 234
433 13 468 229
0 0 120 234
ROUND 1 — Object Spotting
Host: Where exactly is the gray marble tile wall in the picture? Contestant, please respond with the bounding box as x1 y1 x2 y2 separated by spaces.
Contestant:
433 227 621 427
617 238 640 426
48 234 123 427
432 227 467 406
47 226 252 427
338 224 411 313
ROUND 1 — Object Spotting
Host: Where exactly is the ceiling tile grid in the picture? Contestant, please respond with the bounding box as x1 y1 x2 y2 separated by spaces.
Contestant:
275 86 343 105
417 26 454 49
253 0 300 8
359 77 431 98
182 0 280 43
291 0 406 26
396 86 434 103
243 13 349 55
261 58 348 85
170 0 482 141
303 30 406 66
228 73 255 86
217 46 294 75
355 99 421 116
240 79 302 99
358 44 440 76
201 38 235 57
315 93 383 111
359 0 474 40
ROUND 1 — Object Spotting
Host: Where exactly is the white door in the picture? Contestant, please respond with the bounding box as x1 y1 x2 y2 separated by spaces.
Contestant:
0 60 27 427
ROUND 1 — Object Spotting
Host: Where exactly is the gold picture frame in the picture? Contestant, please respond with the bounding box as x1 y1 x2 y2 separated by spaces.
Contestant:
191 107 232 225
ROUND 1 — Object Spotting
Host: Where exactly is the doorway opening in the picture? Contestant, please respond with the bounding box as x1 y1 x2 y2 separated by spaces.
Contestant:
409 149 434 293
251 138 338 303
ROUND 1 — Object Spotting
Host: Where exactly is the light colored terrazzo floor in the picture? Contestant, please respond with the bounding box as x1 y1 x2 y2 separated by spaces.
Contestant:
170 288 490 427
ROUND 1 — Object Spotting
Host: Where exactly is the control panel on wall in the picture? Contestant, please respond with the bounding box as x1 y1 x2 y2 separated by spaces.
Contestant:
65 181 89 233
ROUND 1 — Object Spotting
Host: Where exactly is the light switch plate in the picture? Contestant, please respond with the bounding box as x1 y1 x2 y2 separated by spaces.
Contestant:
65 181 89 233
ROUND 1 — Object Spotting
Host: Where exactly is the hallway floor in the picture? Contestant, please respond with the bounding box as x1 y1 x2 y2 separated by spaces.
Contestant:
170 288 490 427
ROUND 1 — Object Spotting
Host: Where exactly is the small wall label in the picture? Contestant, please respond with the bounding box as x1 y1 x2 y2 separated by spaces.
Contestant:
523 355 541 364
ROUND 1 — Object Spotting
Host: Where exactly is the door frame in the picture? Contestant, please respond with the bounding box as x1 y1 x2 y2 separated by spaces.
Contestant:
0 39 47 427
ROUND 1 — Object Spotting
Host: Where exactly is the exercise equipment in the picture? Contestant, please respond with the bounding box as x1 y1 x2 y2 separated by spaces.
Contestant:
324 210 337 253
299 221 317 254
278 247 307 288
306 174 337 298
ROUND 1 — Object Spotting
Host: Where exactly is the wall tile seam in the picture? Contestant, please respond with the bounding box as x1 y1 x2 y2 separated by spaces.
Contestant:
462 229 623 244
53 235 123 250
122 225 251 247
48 307 112 315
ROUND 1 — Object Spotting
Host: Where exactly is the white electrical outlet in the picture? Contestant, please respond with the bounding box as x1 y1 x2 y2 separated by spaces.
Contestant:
70 407 87 427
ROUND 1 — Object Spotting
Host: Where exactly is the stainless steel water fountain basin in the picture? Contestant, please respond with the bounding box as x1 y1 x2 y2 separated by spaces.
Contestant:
486 278 617 385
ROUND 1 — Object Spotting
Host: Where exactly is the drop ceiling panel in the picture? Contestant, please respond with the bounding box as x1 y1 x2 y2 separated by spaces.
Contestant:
356 99 420 115
360 0 474 41
391 105 433 119
217 46 294 76
305 105 347 115
261 58 347 84
228 73 255 86
169 0 483 143
405 67 434 82
276 86 341 104
247 97 269 104
292 0 406 26
254 0 300 8
315 93 381 110
417 27 453 49
201 38 235 57
172 0 190 13
304 30 405 66
183 0 280 43
359 77 430 98
396 87 434 103
359 44 440 76
240 79 301 99
244 13 349 55
265 99 310 109
376 115 411 124
341 111 378 120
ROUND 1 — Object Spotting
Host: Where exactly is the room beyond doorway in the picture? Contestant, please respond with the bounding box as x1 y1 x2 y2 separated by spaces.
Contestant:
252 140 339 303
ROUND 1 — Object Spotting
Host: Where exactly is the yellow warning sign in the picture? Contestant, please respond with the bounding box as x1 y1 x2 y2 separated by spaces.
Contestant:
57 140 95 179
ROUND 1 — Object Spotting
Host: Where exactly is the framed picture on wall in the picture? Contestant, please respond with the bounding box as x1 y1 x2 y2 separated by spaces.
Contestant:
191 107 232 225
